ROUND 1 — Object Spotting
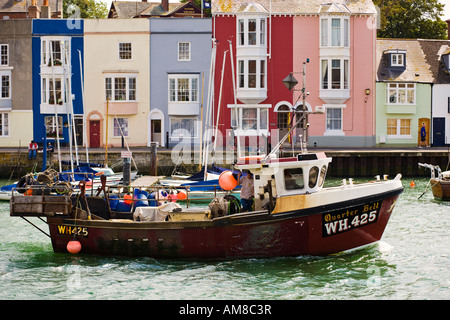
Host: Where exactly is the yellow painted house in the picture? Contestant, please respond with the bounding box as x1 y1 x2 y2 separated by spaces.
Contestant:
83 19 150 148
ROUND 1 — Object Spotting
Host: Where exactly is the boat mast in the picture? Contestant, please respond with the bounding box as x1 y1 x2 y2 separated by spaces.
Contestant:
49 43 62 173
229 40 241 159
78 50 89 164
300 60 308 154
202 39 217 180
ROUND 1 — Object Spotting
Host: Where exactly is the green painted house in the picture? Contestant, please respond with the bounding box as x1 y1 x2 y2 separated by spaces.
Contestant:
376 39 433 147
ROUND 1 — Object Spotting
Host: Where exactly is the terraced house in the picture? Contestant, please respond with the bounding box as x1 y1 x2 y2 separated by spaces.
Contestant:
376 39 450 147
212 0 378 151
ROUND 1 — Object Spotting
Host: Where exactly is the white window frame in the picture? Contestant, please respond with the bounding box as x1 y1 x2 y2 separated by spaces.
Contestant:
41 38 70 67
386 118 412 138
391 54 404 67
113 117 129 137
118 42 132 61
44 116 63 139
104 74 137 102
229 104 269 135
0 44 8 66
169 116 199 140
324 105 345 136
0 72 11 99
178 42 191 61
168 74 199 103
387 83 415 105
320 16 350 48
41 76 69 106
0 112 9 136
321 58 349 90
237 17 267 47
237 58 266 89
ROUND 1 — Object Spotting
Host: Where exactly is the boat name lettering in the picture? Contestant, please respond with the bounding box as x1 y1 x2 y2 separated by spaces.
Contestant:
57 225 88 237
322 201 381 237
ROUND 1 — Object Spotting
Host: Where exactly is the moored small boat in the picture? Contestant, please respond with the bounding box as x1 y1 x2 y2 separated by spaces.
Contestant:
419 163 450 201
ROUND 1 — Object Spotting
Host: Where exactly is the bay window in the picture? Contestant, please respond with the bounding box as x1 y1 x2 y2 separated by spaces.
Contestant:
169 75 199 102
238 58 266 89
387 83 415 105
105 75 137 102
321 58 349 90
1 73 10 99
42 77 67 105
237 17 267 47
41 38 70 67
321 16 350 47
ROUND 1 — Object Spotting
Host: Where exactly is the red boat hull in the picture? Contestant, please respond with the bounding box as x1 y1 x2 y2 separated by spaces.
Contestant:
47 188 402 259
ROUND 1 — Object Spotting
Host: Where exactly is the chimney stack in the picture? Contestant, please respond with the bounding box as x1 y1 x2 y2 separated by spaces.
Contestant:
41 0 50 18
28 0 41 18
161 0 168 12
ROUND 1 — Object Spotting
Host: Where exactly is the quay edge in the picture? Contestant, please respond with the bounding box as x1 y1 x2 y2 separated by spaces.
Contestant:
0 147 449 179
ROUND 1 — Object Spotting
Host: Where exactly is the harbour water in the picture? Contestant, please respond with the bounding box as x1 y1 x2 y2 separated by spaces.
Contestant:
0 177 449 300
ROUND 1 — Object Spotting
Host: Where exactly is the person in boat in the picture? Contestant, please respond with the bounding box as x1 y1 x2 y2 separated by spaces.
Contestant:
28 140 38 160
46 142 54 153
238 170 254 212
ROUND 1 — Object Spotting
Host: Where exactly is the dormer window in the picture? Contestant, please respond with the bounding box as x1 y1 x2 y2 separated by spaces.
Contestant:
391 53 404 67
385 49 406 68
442 52 450 72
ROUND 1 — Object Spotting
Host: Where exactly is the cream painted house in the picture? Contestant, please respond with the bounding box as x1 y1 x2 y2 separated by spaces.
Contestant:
83 19 150 148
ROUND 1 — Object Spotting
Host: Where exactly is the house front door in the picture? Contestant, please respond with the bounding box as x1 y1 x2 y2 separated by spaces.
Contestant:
90 120 100 148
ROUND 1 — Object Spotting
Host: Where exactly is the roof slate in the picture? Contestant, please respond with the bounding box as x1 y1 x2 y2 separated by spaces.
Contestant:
376 39 434 83
0 0 61 13
212 0 377 15
418 39 450 84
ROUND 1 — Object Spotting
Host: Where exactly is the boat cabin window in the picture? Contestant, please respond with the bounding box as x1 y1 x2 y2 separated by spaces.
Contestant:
309 166 319 188
284 168 304 190
318 165 327 187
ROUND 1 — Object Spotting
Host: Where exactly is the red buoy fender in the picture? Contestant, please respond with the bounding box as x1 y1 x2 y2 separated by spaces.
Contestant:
67 240 82 254
219 171 238 191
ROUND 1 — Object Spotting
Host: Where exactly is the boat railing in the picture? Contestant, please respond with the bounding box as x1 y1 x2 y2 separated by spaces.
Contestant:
103 183 239 208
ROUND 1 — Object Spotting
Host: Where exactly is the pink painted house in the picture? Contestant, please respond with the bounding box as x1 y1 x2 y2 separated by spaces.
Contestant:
212 0 378 150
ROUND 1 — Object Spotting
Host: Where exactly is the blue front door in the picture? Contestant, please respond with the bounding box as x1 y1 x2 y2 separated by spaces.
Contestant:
432 117 445 146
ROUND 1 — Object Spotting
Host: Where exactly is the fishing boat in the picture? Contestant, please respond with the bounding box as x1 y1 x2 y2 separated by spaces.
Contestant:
9 149 403 259
418 163 450 201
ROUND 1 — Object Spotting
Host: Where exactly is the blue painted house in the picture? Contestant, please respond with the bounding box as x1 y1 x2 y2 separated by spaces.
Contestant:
32 19 84 147
149 18 212 149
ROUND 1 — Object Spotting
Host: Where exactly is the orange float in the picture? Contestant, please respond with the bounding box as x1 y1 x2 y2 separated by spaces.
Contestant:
124 193 133 205
177 190 187 200
67 240 82 254
219 171 238 191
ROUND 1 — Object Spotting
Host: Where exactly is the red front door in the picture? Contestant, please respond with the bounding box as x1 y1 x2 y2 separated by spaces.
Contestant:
90 120 100 148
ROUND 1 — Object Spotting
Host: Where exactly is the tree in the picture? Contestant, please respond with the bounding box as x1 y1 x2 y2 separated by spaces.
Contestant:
374 0 447 39
63 0 108 19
